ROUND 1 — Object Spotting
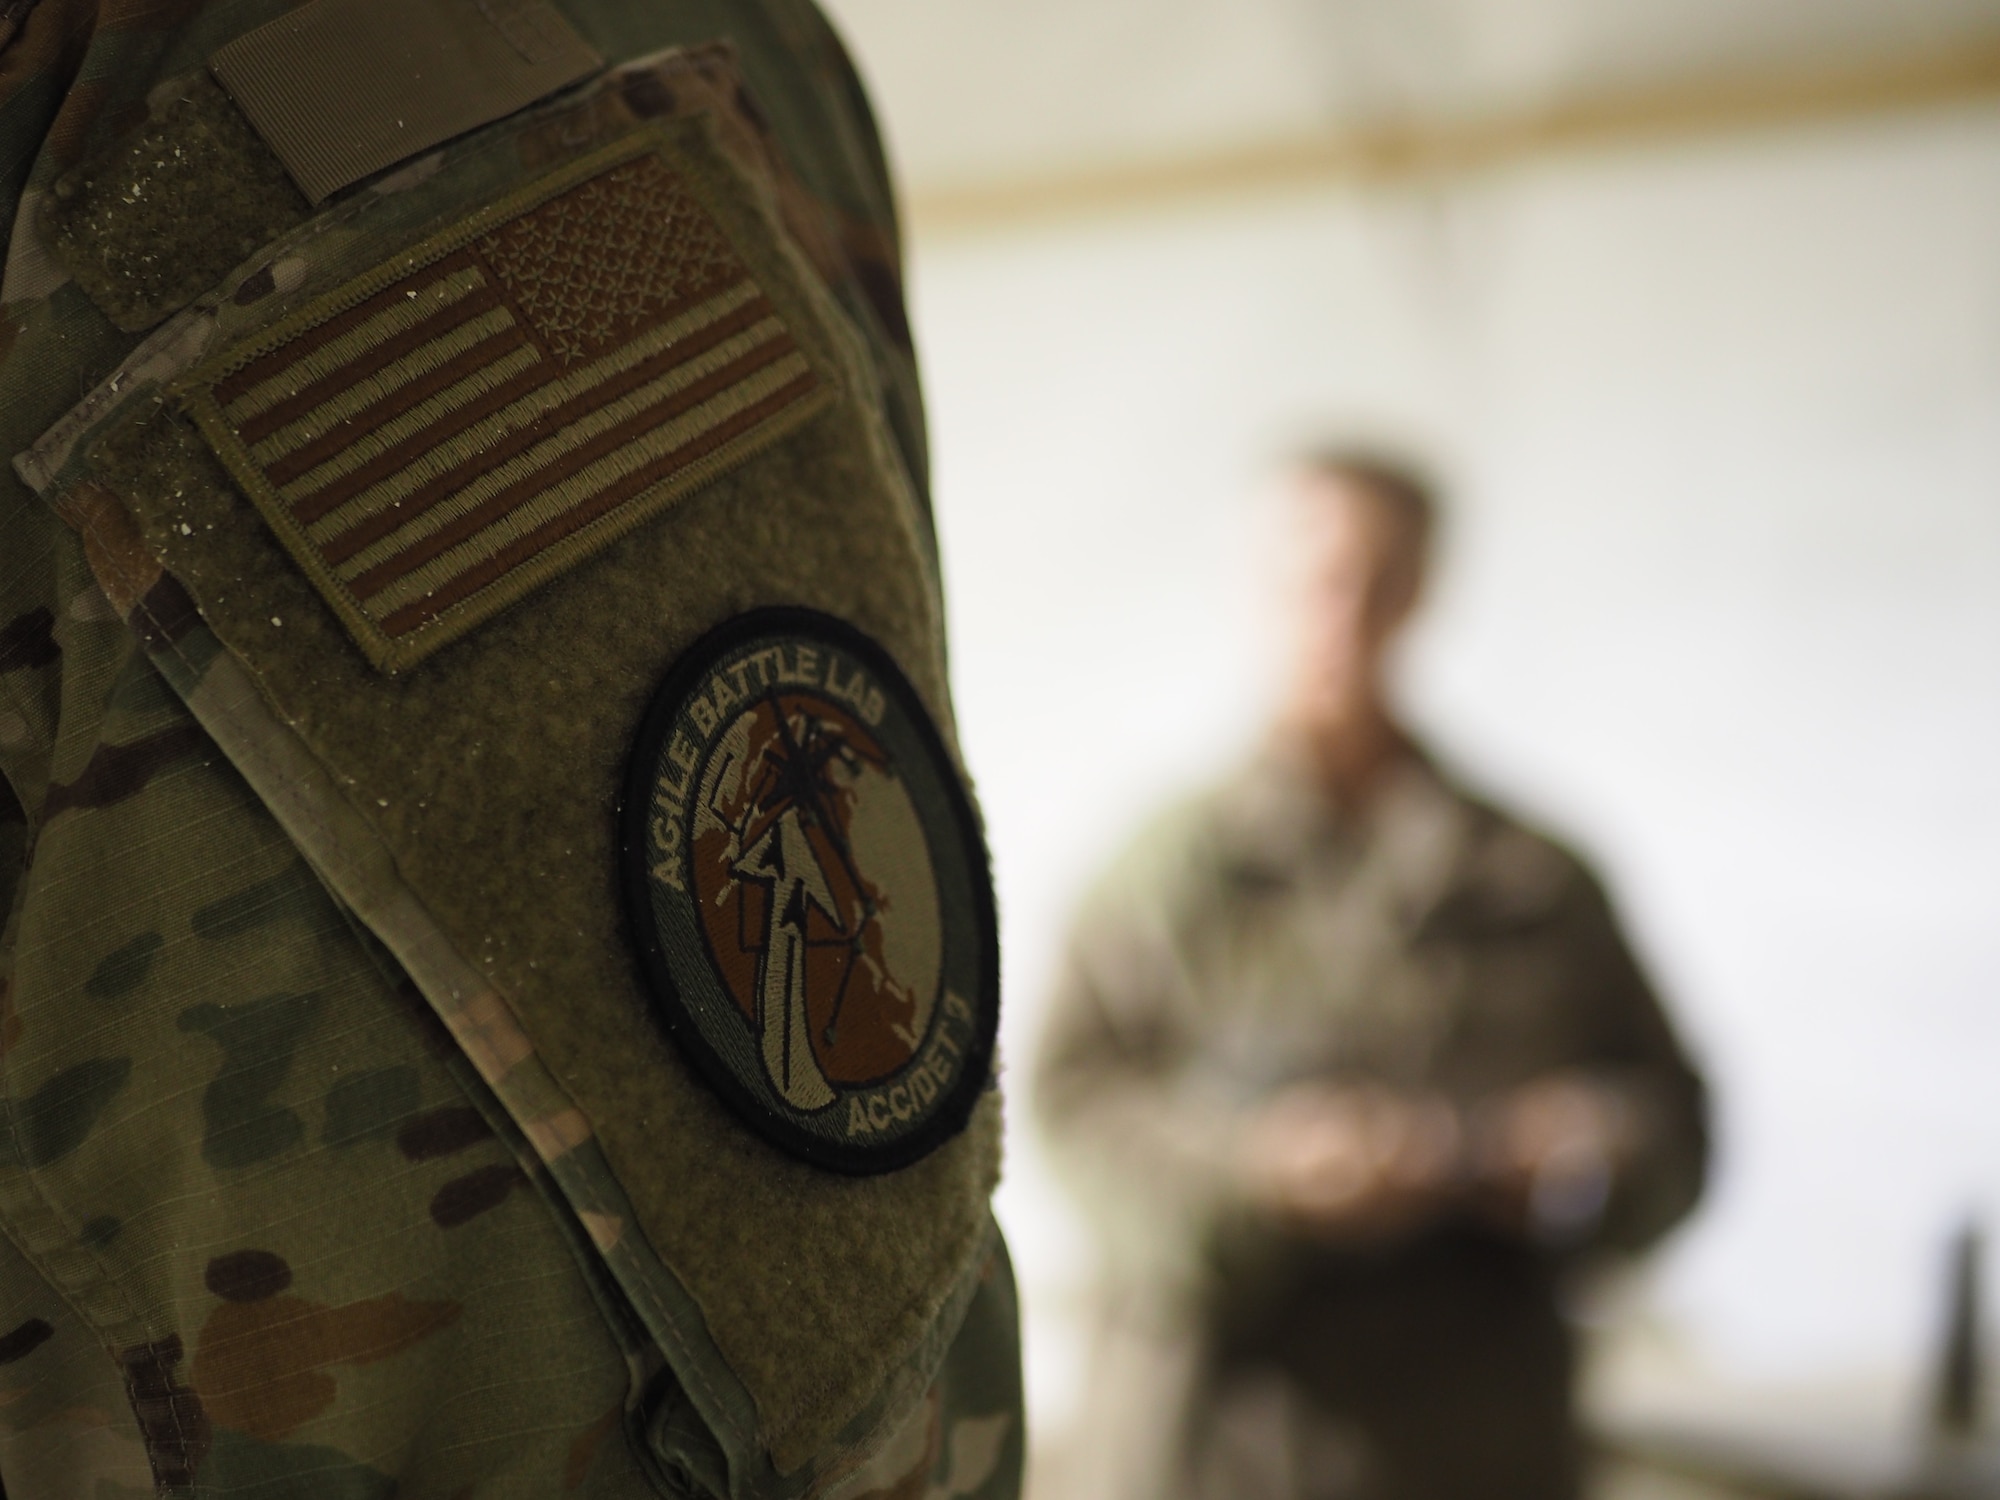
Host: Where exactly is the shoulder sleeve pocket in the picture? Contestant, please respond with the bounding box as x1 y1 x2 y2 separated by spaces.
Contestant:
15 43 999 1498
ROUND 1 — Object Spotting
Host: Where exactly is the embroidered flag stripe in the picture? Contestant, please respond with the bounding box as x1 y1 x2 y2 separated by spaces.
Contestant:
189 149 826 664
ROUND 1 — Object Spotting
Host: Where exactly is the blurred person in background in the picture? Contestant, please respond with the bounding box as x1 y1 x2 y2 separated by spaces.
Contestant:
1034 451 1709 1500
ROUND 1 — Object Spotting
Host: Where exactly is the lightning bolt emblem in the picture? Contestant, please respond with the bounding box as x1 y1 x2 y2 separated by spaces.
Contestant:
734 806 840 1108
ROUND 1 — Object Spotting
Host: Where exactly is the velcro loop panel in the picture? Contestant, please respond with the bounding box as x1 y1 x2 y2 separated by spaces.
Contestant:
211 0 602 204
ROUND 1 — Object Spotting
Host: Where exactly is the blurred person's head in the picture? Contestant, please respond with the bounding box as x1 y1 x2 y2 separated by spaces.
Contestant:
1275 447 1437 760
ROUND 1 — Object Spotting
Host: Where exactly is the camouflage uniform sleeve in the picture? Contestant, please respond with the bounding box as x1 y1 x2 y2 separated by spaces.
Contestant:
1032 807 1254 1277
726 0 934 540
826 1237 1024 1500
684 11 1026 1485
576 0 935 556
0 2 1022 1496
1 475 672 1498
1553 870 1710 1255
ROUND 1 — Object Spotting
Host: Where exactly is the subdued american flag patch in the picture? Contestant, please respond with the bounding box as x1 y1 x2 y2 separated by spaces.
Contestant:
181 137 831 671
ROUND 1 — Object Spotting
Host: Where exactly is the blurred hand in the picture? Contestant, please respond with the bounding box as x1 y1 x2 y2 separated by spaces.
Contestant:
1238 1083 1463 1243
1472 1072 1633 1242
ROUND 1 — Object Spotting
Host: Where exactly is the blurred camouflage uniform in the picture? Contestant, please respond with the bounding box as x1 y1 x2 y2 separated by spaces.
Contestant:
1037 748 1707 1500
0 2 1021 1498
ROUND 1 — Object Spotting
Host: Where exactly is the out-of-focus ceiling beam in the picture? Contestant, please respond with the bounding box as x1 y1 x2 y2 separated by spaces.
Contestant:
907 42 2000 235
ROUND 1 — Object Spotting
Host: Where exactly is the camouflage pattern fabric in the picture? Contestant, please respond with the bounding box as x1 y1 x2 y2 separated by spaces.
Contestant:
0 3 1022 1498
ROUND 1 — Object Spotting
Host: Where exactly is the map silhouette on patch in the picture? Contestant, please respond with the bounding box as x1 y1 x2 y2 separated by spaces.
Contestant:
621 609 998 1173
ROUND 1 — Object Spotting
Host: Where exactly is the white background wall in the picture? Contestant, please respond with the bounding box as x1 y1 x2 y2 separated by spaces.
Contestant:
868 68 2000 1449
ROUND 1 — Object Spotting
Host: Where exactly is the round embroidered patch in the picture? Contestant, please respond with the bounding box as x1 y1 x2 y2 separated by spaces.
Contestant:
620 609 998 1174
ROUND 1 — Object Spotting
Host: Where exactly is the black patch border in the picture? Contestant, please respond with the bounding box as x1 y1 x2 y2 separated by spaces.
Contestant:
618 607 998 1175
